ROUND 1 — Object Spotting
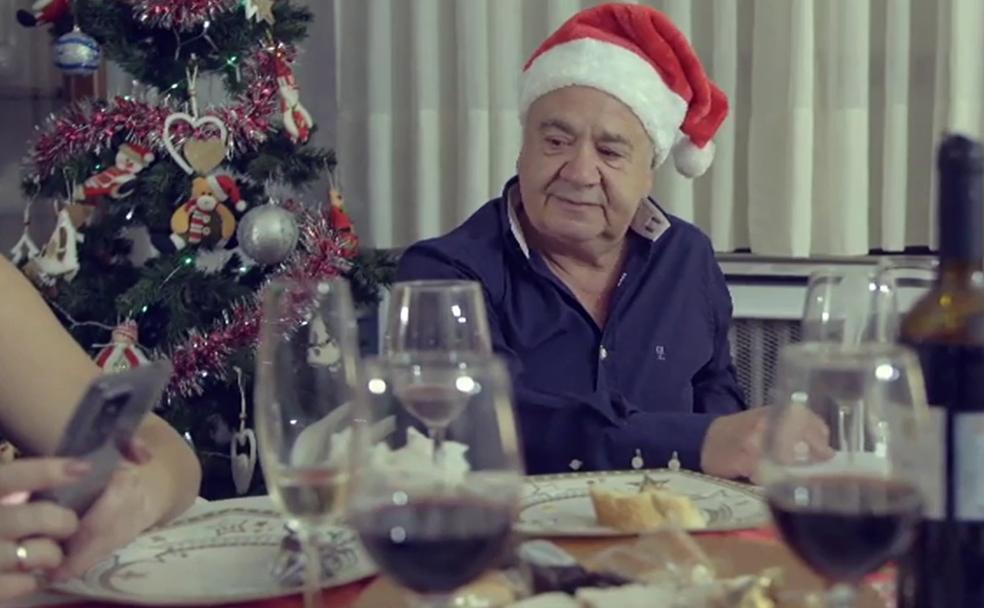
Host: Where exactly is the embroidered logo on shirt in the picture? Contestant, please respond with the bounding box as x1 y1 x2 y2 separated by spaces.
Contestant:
655 345 667 361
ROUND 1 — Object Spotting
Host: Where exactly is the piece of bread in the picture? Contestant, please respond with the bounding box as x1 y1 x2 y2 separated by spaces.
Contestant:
509 592 580 608
576 584 676 608
588 482 707 532
454 572 517 606
647 488 707 529
588 484 666 532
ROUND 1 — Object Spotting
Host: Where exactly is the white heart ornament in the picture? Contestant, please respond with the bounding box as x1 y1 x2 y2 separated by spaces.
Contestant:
230 428 257 495
163 112 229 175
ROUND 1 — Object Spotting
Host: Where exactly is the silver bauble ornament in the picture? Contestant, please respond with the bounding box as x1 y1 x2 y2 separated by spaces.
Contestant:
237 205 299 265
54 28 102 76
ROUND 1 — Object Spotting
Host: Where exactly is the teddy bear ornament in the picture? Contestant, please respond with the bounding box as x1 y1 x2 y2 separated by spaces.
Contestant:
162 95 248 250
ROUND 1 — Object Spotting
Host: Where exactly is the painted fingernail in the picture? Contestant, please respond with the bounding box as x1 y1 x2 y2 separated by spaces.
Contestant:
0 490 30 506
64 460 92 477
127 439 153 464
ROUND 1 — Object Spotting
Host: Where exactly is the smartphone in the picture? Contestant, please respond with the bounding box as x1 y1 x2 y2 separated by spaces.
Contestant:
32 360 173 515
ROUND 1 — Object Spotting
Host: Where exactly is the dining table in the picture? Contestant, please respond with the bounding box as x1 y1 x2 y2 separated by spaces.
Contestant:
13 476 896 608
15 531 895 608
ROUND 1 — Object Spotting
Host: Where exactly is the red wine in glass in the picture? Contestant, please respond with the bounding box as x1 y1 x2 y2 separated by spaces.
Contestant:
352 497 512 596
768 475 921 584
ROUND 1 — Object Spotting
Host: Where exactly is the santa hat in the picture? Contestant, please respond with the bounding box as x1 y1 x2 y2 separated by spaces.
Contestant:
111 320 139 345
120 143 155 166
519 3 728 178
207 175 247 212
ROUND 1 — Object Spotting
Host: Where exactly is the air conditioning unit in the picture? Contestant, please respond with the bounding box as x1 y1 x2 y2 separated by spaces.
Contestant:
721 254 934 408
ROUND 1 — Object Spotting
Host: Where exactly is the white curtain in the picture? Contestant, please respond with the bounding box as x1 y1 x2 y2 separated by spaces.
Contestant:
333 0 984 256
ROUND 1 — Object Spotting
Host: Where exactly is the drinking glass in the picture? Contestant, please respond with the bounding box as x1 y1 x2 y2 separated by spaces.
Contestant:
346 353 523 608
382 280 493 356
255 278 365 608
802 268 891 344
802 263 936 344
760 342 930 607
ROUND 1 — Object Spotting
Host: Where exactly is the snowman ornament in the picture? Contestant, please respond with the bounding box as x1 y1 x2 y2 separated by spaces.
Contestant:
307 315 342 369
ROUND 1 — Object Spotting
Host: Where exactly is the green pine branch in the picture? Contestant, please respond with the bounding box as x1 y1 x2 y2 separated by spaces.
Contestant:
71 0 312 96
346 248 399 308
235 131 336 188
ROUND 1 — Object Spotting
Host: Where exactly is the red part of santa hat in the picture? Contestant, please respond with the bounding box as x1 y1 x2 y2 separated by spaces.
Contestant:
519 3 728 178
207 175 246 212
121 142 155 165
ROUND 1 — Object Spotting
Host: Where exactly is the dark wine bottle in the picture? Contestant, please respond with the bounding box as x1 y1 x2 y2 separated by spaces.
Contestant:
898 134 984 608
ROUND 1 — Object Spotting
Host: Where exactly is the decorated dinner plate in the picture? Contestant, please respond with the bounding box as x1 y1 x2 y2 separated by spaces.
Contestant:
53 496 376 606
516 469 769 537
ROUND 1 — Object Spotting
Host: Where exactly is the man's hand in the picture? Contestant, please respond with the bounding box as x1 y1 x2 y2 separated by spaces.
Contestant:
700 407 834 481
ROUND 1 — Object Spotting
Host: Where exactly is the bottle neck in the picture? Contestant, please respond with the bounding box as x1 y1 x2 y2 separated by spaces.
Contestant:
938 166 983 284
937 258 982 288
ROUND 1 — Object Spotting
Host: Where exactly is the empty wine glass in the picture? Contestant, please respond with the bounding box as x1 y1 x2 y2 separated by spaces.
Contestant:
346 353 523 608
255 277 366 608
383 280 493 356
802 268 888 344
761 342 930 608
802 262 936 345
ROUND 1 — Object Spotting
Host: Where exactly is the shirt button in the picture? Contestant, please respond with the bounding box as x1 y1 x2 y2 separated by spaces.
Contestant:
599 346 608 361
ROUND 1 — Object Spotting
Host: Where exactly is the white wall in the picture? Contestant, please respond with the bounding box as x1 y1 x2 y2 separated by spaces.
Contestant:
0 14 63 250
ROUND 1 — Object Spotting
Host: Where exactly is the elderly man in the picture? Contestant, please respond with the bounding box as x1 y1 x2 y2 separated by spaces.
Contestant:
396 4 809 478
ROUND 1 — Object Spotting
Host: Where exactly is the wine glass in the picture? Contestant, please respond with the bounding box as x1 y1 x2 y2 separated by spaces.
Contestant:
802 267 892 344
382 280 493 356
346 353 524 608
801 263 936 345
760 342 929 607
255 277 366 608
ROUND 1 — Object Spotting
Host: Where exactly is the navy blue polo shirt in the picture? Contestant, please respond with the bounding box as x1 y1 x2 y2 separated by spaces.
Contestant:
395 177 746 474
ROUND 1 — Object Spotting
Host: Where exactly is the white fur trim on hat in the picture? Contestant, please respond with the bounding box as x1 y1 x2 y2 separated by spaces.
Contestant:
206 175 228 202
519 38 688 169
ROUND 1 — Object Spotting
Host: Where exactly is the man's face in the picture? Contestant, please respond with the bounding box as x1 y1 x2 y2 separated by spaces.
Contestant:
517 86 655 247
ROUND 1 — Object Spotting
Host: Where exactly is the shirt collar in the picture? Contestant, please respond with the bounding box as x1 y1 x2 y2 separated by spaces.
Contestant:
503 178 672 259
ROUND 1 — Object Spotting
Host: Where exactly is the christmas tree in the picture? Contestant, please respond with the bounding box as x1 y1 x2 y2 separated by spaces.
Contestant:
9 0 394 498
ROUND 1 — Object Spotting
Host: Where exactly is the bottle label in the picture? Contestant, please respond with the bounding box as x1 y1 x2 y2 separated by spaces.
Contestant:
957 413 984 519
907 340 984 521
896 406 945 519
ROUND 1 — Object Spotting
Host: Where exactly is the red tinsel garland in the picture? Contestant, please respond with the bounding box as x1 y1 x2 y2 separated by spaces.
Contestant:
130 0 240 32
27 45 289 179
166 204 357 398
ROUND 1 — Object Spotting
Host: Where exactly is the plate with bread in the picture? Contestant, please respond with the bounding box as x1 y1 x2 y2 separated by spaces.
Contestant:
516 469 769 536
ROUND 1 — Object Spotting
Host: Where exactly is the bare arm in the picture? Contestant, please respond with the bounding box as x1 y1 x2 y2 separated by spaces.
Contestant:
0 257 200 523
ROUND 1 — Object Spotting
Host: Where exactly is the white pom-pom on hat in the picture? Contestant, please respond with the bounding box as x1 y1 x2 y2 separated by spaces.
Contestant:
672 137 716 178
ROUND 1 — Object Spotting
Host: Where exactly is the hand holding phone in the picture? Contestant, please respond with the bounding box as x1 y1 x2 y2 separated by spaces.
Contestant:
32 360 173 515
